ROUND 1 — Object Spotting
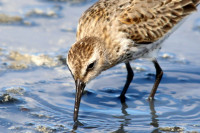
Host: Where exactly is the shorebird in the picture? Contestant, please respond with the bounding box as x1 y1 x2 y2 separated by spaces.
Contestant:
67 0 200 122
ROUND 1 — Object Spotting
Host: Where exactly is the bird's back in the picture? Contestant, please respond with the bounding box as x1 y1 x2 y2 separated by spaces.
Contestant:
77 0 199 42
76 0 199 63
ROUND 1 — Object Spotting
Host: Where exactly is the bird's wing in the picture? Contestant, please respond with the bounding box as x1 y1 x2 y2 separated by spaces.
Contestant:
118 0 198 43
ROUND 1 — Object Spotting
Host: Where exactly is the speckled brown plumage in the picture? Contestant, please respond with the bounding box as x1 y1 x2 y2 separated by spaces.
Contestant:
67 36 106 81
68 0 199 83
77 0 199 43
67 0 199 122
119 0 199 43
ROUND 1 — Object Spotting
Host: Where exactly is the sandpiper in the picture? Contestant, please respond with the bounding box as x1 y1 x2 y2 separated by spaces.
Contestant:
67 0 200 122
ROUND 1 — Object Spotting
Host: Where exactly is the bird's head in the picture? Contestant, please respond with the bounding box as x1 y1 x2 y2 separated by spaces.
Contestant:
67 36 109 84
67 36 109 122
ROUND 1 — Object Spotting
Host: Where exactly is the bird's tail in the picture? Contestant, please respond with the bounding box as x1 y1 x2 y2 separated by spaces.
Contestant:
176 0 200 17
192 0 200 6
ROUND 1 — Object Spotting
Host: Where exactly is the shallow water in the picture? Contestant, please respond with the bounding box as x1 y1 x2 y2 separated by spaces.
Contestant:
0 0 200 132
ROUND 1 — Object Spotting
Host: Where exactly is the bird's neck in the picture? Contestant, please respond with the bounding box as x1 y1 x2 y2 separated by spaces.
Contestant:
100 38 132 70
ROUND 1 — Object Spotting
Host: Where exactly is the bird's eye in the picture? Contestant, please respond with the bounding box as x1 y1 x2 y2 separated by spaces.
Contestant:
87 61 96 71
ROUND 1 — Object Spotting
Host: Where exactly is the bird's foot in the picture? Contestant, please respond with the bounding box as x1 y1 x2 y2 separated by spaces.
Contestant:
73 120 84 130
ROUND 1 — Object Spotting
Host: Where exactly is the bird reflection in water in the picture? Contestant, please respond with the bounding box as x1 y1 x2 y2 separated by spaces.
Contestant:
113 99 159 133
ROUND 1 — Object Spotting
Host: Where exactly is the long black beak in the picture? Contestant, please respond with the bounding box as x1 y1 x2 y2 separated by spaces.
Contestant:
74 79 85 122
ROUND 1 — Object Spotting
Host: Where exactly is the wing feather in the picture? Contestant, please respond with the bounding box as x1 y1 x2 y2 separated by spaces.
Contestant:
118 0 198 43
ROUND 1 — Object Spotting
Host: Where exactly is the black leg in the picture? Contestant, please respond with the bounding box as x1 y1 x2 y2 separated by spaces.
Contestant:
120 62 134 102
148 59 163 100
